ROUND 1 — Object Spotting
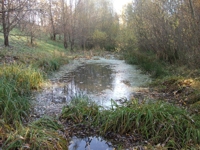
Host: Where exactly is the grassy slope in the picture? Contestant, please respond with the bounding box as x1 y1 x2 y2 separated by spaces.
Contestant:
0 29 68 71
0 29 69 149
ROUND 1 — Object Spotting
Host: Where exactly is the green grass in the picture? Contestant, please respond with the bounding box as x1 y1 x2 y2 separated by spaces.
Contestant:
124 50 168 78
2 119 68 150
0 27 69 73
0 27 70 149
60 98 200 149
0 65 44 124
60 94 101 124
0 27 69 123
31 116 64 130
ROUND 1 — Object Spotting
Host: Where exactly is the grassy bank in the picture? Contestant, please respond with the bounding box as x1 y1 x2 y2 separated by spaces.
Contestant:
124 50 168 78
60 97 200 149
0 29 69 149
2 117 67 150
124 50 200 109
0 65 43 124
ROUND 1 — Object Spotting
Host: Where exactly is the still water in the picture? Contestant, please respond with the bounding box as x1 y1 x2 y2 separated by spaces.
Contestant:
69 136 113 150
33 57 150 116
32 56 150 149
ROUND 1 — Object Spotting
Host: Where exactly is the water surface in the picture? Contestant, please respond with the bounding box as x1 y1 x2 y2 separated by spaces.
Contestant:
69 136 113 150
32 56 150 117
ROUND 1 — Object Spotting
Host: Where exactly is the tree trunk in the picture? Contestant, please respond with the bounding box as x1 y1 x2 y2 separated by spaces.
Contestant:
59 34 61 40
2 0 9 47
64 33 68 49
49 0 56 41
30 32 34 45
189 0 195 19
70 39 74 51
4 33 9 47
53 33 56 41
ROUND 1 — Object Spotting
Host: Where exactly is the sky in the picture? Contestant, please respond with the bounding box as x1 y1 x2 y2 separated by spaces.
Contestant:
112 0 132 14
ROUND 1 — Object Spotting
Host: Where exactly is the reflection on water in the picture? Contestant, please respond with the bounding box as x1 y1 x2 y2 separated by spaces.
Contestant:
61 64 113 96
33 57 150 117
69 136 113 150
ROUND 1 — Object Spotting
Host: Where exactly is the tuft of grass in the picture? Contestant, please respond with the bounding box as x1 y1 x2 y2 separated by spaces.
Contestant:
60 94 101 124
61 98 200 149
2 121 68 150
31 116 64 131
34 56 66 73
0 65 43 92
0 119 13 145
0 65 44 124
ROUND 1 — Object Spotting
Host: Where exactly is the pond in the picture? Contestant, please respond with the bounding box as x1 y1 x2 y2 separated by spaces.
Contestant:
32 56 150 149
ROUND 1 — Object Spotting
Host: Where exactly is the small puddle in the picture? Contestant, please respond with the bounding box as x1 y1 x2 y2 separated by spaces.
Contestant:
69 136 113 150
32 56 150 149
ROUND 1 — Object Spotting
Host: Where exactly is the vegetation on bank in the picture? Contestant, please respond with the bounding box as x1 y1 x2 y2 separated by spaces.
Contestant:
123 48 200 109
119 23 200 147
1 117 67 150
1 0 200 149
124 50 168 78
60 97 200 149
0 30 69 149
0 65 43 124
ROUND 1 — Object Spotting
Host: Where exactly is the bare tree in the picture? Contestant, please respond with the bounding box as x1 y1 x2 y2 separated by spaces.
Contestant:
123 0 200 66
48 0 57 40
0 0 34 46
61 0 68 49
